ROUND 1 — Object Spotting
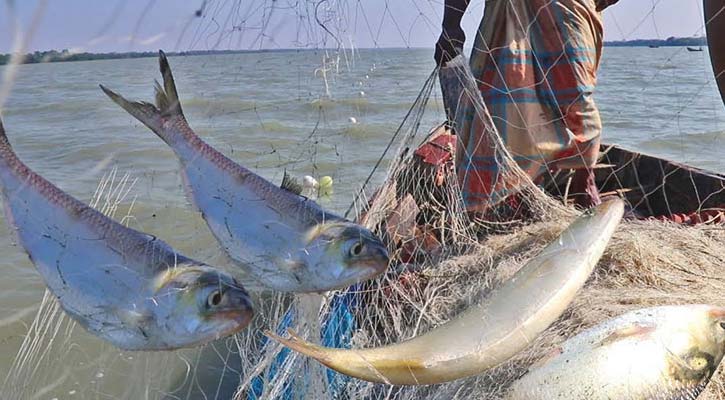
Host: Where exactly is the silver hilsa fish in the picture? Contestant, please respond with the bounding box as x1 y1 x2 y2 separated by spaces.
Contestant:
0 118 253 350
506 304 725 399
101 51 389 292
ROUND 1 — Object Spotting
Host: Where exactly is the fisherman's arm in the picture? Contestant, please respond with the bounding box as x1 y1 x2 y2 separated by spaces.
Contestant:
435 0 470 65
705 0 725 107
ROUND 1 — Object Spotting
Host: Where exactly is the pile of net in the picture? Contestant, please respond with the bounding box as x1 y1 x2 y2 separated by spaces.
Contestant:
236 157 725 398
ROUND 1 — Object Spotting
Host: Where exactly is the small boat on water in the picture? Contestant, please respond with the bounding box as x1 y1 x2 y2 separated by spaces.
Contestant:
648 44 660 48
688 46 704 52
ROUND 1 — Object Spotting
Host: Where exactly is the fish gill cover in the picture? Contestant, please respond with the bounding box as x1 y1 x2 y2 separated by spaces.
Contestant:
0 1 724 399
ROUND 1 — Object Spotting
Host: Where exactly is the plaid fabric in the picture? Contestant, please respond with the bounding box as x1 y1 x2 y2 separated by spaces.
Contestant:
454 0 604 212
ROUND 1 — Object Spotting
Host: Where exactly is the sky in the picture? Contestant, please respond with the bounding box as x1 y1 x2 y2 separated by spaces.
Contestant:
0 0 708 54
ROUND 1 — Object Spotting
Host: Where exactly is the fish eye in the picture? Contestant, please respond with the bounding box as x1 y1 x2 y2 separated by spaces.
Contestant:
207 290 223 308
720 322 725 330
349 241 364 257
688 356 708 371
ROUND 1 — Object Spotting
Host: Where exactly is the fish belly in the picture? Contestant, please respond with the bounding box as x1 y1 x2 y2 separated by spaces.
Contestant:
0 174 147 340
507 336 692 399
180 155 303 278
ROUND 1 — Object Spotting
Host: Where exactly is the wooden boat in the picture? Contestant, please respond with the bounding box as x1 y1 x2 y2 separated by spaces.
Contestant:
542 144 725 222
687 46 705 52
402 128 725 222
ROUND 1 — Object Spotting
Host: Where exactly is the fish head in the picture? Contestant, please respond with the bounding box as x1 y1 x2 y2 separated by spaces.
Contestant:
696 306 725 360
301 221 389 290
150 265 253 348
662 306 725 385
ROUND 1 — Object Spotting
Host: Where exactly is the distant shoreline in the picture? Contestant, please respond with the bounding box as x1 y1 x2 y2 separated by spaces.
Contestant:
603 36 707 48
0 49 313 66
0 37 709 66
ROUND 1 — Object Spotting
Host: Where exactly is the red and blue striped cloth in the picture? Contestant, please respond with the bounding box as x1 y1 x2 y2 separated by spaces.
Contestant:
454 0 611 212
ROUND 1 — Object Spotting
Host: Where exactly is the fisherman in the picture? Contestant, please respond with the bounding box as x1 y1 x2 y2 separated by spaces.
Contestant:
435 0 619 212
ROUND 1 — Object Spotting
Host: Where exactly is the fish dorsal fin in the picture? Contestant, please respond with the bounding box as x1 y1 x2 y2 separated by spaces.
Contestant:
281 170 303 195
598 324 656 348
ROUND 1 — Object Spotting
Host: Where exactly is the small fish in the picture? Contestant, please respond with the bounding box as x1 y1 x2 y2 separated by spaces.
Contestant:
266 199 624 384
505 304 725 400
100 51 388 292
0 118 253 351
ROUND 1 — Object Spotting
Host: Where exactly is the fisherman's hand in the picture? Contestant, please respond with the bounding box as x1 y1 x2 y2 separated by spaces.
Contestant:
595 0 619 12
434 27 465 66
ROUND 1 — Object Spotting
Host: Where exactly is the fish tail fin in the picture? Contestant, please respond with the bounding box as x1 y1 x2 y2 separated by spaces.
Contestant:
100 50 184 141
155 50 183 118
100 84 165 134
265 329 331 363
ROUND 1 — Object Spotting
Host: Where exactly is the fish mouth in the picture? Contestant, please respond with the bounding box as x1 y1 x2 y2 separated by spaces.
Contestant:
213 307 254 336
345 247 390 283
332 267 381 290
358 245 390 275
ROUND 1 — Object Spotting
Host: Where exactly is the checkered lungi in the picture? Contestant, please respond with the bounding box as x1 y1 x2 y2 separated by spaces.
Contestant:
455 0 608 212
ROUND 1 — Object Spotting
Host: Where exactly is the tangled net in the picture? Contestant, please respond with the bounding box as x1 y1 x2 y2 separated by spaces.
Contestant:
225 56 725 399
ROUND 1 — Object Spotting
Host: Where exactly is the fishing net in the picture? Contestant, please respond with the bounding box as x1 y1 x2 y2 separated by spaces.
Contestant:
0 0 724 399
224 56 725 400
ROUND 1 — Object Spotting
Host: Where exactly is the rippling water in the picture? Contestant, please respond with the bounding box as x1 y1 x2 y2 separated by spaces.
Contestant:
0 47 722 398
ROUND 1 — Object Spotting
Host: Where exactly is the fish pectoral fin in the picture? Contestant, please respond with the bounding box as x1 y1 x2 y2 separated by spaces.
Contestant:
114 306 154 331
265 328 329 362
89 304 154 341
598 324 655 347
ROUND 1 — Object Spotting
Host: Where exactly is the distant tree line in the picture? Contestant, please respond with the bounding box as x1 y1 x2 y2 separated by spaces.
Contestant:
605 36 708 47
0 48 289 66
0 37 710 66
0 49 164 65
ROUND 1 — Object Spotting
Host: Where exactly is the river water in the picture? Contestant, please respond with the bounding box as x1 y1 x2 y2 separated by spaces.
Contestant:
0 47 723 399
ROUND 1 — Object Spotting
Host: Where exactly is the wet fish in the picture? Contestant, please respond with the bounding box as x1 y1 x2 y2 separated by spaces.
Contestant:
100 51 388 292
0 117 253 350
266 199 624 384
505 304 725 400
